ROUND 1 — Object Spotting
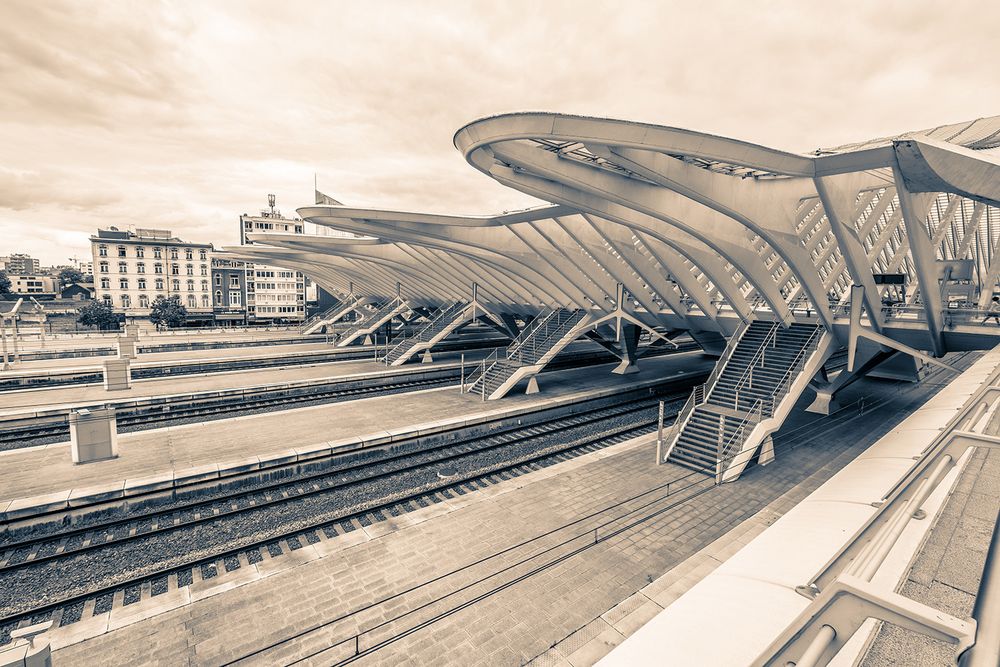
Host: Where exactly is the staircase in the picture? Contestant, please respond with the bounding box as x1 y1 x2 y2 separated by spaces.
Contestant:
383 301 469 365
666 320 825 476
466 308 588 399
335 299 410 347
300 299 360 335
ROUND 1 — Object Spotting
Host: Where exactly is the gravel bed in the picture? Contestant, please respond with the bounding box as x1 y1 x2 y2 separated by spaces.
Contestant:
0 402 667 621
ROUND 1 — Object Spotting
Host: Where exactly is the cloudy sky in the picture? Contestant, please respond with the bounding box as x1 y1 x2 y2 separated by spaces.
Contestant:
2 0 998 266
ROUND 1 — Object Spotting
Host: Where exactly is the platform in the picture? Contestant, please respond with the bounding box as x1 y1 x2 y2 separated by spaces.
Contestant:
0 349 487 415
0 353 711 505
4 340 336 372
41 353 975 666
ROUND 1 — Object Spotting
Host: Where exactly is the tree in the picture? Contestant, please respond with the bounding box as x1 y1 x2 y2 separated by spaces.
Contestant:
77 300 120 330
0 271 10 297
58 267 84 286
149 294 188 329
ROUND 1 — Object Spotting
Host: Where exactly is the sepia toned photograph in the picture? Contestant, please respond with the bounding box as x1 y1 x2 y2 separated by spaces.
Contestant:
0 1 998 665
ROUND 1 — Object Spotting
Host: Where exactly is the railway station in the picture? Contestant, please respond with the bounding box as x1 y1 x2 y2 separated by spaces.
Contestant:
1 110 999 667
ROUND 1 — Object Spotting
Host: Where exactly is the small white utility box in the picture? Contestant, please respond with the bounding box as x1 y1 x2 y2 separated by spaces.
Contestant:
70 407 118 464
117 336 136 359
103 359 131 391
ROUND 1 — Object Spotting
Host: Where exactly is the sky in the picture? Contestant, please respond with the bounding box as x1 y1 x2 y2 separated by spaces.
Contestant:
1 0 998 266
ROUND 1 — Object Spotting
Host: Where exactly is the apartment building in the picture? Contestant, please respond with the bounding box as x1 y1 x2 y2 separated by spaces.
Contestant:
90 228 214 321
238 208 306 323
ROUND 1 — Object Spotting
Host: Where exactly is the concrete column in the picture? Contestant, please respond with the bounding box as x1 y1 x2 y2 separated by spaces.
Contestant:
612 322 641 375
103 359 131 391
70 407 119 463
124 323 140 339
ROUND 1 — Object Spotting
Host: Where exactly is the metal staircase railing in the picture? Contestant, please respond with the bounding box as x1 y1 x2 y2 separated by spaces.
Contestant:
715 399 766 482
463 308 586 397
382 301 465 365
299 300 354 333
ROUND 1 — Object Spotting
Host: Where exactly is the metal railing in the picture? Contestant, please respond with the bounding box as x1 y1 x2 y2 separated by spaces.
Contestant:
764 326 825 417
509 309 585 365
725 322 780 408
299 300 354 333
701 320 752 398
715 398 766 482
383 302 465 364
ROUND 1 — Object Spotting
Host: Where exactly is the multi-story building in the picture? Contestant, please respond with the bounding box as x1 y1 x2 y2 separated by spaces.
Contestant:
78 261 94 276
0 253 40 275
210 256 247 325
239 204 306 323
8 274 57 295
90 228 214 322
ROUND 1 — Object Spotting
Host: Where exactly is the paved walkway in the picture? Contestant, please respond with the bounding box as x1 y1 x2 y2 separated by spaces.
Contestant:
13 329 306 353
0 353 710 503
0 349 483 414
860 442 1000 665
49 360 963 666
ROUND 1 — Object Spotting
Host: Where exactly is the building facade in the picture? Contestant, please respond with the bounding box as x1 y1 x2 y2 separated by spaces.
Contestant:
90 228 214 321
210 256 247 325
8 274 57 295
239 210 306 322
0 253 40 275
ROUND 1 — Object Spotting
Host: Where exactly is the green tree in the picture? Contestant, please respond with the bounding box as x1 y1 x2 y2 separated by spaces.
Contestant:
77 300 120 330
149 294 188 329
0 271 10 297
58 267 84 286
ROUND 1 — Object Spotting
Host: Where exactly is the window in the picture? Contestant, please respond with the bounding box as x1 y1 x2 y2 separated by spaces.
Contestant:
172 279 180 291
215 274 222 286
186 264 194 276
117 245 126 257
201 280 208 291
230 275 240 288
100 277 110 289
187 295 196 308
99 261 109 273
170 248 178 260
119 278 129 290
120 294 131 308
171 264 179 275
139 294 149 308
185 249 193 260
98 244 108 257
199 250 207 261
187 279 194 291
102 294 112 306
135 246 144 258
154 263 163 274
136 262 145 274
118 262 127 273
155 278 164 291
215 290 223 305
200 264 208 276
153 247 162 259
229 290 242 306
137 278 146 290
201 295 210 308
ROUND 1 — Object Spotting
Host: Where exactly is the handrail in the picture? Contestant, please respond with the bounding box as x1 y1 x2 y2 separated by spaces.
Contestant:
715 398 764 481
510 309 584 365
384 301 465 363
725 322 780 406
703 320 752 397
661 383 704 462
765 326 825 416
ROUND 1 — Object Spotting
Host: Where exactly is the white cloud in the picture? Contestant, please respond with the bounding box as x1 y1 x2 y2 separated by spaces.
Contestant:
1 0 998 265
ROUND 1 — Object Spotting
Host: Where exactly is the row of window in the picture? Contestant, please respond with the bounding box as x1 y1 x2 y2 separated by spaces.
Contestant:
215 290 242 306
100 278 209 292
253 270 300 279
103 294 210 309
254 305 303 314
98 261 208 276
214 274 241 287
98 244 207 261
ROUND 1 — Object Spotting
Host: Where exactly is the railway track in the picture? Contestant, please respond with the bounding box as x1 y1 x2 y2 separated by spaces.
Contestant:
0 390 687 645
0 343 701 449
